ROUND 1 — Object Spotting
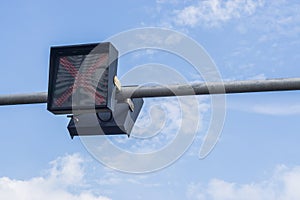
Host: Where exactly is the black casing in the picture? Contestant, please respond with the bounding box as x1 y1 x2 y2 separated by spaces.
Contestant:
67 98 144 138
47 42 118 114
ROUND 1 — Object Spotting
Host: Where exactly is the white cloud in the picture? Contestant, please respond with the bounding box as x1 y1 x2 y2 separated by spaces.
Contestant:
79 95 211 173
252 103 300 116
97 168 161 188
155 0 300 41
187 165 300 200
0 154 110 200
109 96 210 154
48 154 85 186
229 102 300 116
244 1 300 41
156 0 180 4
174 0 264 27
246 73 266 80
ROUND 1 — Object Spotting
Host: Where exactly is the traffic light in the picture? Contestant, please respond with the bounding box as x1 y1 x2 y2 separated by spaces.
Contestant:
47 42 143 137
47 42 118 114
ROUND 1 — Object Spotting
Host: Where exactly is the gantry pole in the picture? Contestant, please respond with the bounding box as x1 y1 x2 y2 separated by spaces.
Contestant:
0 78 300 106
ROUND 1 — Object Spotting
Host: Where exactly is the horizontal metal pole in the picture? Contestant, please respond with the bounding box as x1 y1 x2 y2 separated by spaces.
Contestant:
0 92 47 106
1 78 300 106
120 78 300 99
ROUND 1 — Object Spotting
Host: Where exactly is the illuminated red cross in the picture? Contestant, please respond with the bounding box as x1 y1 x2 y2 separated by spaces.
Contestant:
54 54 109 107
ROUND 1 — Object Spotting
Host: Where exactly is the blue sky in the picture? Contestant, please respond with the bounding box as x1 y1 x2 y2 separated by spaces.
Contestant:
1 0 300 199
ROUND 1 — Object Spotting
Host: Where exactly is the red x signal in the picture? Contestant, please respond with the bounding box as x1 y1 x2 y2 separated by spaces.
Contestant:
55 54 108 107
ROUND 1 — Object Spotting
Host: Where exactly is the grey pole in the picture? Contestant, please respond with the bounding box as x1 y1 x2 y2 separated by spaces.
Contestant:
0 92 48 106
120 77 300 99
0 78 300 106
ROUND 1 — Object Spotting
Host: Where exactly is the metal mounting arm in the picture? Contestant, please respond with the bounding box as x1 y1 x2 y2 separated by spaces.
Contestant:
1 78 300 106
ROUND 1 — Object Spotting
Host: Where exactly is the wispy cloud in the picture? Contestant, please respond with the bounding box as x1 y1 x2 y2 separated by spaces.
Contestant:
155 0 300 39
186 165 300 200
171 0 264 27
109 96 210 154
229 101 300 116
79 96 211 173
252 1 300 40
0 154 110 200
97 168 161 188
251 103 300 115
